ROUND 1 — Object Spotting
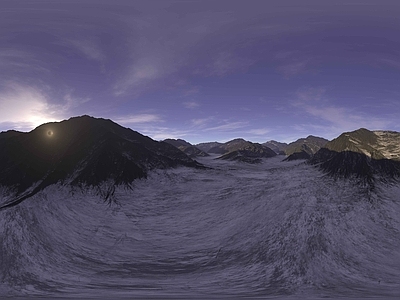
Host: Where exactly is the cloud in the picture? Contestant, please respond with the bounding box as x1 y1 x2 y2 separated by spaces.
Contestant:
197 52 255 77
204 121 248 132
191 118 212 127
62 92 91 110
277 60 310 78
112 6 292 97
0 49 50 76
182 87 200 97
183 101 200 109
295 87 327 102
114 114 162 125
293 86 392 137
131 125 190 141
246 128 271 136
114 60 165 96
304 105 390 131
379 58 400 69
64 39 106 62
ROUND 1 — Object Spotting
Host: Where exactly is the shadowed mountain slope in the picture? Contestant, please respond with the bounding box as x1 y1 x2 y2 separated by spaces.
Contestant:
310 128 400 181
0 116 202 209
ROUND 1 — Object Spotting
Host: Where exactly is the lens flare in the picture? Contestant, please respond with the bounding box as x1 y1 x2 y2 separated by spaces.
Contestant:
47 130 54 137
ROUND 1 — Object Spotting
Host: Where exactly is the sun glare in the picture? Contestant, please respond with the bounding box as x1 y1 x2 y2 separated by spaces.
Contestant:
46 130 54 137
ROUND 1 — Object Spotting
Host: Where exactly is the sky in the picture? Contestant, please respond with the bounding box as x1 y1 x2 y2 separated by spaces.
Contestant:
1 0 400 144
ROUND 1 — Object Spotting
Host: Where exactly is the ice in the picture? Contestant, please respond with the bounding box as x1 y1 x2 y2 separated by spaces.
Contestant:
1 156 400 299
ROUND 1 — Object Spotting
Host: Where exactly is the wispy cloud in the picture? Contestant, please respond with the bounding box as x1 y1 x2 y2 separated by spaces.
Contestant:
132 125 190 141
181 87 200 97
114 114 162 125
191 118 212 127
204 121 248 132
293 86 392 137
277 60 310 78
183 101 200 109
112 7 290 97
0 49 50 76
296 87 327 102
246 128 271 136
197 52 255 77
64 39 106 62
114 60 166 96
304 105 390 131
62 92 91 110
379 58 400 69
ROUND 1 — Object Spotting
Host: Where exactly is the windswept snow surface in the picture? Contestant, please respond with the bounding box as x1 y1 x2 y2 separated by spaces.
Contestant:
1 156 400 299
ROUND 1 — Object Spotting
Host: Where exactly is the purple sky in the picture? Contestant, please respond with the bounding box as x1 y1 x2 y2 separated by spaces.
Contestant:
1 0 400 143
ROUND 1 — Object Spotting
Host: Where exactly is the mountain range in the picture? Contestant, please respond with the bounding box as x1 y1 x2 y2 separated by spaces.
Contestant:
199 138 277 163
2 116 400 298
1 116 400 209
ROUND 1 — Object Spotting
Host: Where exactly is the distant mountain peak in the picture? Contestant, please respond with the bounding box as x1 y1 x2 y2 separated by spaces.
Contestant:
263 140 288 155
284 135 328 160
206 138 277 162
163 138 209 158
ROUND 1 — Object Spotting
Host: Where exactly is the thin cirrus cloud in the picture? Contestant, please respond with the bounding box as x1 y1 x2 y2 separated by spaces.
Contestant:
135 125 191 141
114 114 162 125
0 49 50 76
246 128 271 136
191 118 212 127
114 60 166 96
277 60 311 78
204 121 249 132
293 86 393 138
62 39 106 63
183 101 200 109
111 6 293 97
304 105 390 133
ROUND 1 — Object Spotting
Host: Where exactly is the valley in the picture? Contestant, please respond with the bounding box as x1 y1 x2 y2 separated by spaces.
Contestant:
1 155 400 299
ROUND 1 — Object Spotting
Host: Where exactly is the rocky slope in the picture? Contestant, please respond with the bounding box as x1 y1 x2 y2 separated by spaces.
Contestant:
284 135 328 161
263 140 288 155
195 142 223 153
164 138 209 158
310 128 400 181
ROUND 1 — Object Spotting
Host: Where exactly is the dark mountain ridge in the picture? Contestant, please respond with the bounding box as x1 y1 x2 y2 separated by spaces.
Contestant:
0 116 202 209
